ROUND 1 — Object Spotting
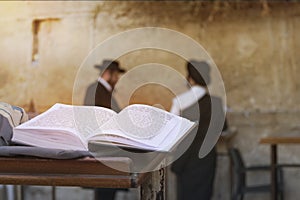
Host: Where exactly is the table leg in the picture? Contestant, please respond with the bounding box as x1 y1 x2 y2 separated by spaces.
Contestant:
271 144 278 200
52 186 56 200
140 168 165 200
13 185 23 200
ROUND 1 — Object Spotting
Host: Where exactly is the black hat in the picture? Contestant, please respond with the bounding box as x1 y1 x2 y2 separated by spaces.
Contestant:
95 60 126 73
187 60 211 86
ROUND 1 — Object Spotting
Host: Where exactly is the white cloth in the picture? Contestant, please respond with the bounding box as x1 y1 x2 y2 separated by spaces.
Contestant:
0 102 28 127
170 86 206 116
97 77 112 92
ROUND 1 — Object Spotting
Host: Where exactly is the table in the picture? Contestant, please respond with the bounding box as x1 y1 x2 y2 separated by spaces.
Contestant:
260 136 300 200
0 156 166 200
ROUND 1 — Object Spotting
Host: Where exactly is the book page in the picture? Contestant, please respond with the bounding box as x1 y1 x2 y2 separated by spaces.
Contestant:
98 104 176 139
90 104 194 150
17 103 116 139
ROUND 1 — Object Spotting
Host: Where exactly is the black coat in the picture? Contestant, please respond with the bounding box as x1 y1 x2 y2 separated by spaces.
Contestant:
171 94 226 200
84 81 120 112
83 81 98 106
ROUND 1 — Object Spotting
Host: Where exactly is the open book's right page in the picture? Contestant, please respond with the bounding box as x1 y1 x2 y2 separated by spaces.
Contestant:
89 104 195 151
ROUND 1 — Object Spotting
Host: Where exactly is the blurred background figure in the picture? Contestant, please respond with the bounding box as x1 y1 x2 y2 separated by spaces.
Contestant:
84 60 126 200
84 60 125 112
171 60 227 200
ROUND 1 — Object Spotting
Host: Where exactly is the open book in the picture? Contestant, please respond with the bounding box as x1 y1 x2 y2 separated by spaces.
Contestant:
12 103 196 152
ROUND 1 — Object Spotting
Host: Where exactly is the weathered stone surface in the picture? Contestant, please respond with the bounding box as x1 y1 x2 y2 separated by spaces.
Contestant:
0 1 299 113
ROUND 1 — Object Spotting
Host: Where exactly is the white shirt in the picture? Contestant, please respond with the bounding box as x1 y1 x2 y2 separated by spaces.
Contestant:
170 85 206 116
97 77 112 92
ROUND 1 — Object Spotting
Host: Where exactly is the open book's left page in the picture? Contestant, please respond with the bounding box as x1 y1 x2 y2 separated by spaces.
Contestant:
12 103 116 150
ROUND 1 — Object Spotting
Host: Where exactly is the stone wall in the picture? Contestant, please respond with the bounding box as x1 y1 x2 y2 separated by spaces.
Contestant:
0 1 300 199
1 1 300 112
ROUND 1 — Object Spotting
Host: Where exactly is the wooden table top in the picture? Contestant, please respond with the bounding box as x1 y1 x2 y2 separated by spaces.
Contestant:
0 156 150 188
260 136 300 145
